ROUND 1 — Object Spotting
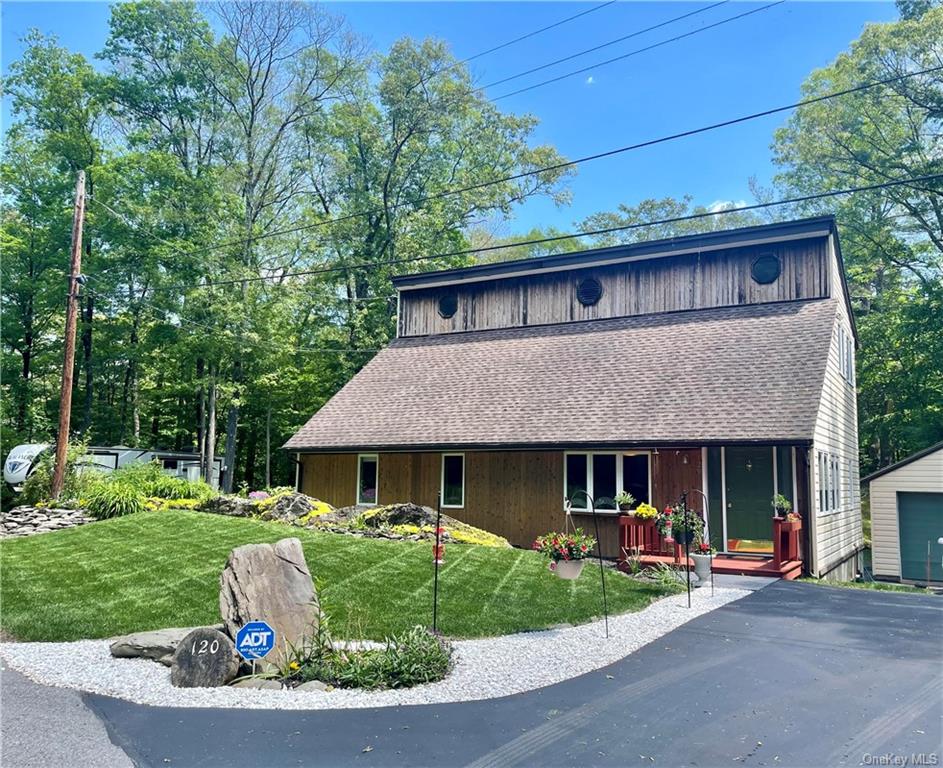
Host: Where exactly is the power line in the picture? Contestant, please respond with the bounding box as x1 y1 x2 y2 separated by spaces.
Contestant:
463 1 617 64
482 0 729 90
493 0 784 101
87 64 943 271
193 174 943 287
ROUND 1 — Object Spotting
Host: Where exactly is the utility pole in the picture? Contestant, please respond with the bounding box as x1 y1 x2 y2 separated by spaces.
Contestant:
51 170 87 500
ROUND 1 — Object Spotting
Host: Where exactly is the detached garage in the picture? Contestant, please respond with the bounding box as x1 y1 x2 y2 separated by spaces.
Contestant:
864 441 943 585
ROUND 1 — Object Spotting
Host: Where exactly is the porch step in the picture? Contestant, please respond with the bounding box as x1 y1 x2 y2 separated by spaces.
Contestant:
711 556 803 580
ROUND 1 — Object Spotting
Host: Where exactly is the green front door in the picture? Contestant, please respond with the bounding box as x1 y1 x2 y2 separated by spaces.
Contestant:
725 446 774 553
898 492 943 583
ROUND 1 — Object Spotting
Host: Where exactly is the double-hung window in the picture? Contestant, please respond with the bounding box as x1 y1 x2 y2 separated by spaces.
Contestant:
357 454 378 505
441 454 465 508
817 450 843 515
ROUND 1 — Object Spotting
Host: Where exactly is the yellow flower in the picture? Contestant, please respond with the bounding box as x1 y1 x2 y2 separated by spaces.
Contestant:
289 661 300 671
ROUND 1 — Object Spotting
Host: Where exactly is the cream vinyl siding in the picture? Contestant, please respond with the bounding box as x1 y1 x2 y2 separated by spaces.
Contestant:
869 447 943 579
810 237 863 577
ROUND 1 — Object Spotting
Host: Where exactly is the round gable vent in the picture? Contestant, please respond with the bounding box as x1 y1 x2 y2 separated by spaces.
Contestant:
576 277 603 307
751 253 781 285
438 292 458 319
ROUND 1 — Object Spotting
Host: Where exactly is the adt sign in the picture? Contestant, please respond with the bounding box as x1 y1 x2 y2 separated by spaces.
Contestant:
235 621 276 660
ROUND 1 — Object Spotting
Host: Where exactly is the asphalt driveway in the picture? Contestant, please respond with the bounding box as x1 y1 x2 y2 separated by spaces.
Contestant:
48 582 943 766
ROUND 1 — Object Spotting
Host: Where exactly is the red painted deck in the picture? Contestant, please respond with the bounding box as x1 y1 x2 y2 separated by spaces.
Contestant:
618 515 804 580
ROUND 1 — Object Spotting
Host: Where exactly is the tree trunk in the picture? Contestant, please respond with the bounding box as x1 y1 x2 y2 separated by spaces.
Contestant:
245 425 257 491
265 406 271 488
204 364 217 486
196 358 206 454
221 360 241 493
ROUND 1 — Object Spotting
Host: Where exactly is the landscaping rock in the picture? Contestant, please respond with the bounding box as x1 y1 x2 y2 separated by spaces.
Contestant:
360 502 434 528
200 495 255 517
110 625 225 667
311 505 363 526
257 492 315 524
0 505 93 538
230 678 283 690
295 680 329 692
170 627 240 688
218 538 320 667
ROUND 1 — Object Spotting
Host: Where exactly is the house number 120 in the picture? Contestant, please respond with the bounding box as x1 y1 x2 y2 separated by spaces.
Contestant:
192 638 220 655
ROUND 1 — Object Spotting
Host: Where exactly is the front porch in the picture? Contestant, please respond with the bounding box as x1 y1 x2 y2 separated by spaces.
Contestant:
617 516 804 580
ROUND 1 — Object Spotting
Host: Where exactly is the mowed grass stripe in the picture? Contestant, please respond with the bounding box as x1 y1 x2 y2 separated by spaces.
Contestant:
0 510 677 641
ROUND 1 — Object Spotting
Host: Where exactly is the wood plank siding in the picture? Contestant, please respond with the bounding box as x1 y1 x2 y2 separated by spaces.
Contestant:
810 238 863 579
299 449 700 557
399 239 828 337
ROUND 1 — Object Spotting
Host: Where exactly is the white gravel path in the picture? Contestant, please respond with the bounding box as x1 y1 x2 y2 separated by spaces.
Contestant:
0 587 746 710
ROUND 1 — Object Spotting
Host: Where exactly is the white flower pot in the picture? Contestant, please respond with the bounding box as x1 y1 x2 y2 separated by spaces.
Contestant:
691 553 712 584
551 559 585 580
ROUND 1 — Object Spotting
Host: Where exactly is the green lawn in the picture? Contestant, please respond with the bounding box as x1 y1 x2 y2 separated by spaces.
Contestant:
0 510 674 642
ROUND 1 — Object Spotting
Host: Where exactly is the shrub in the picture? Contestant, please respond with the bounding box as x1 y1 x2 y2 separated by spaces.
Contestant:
85 482 144 520
248 614 452 691
303 626 451 691
18 442 102 506
110 461 215 500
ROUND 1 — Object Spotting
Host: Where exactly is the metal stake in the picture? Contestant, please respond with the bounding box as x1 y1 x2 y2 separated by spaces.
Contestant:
568 492 609 639
682 491 691 608
433 492 442 633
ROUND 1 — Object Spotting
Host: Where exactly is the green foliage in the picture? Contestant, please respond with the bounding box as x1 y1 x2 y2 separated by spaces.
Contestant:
325 626 452 690
1 5 570 492
84 481 144 520
109 461 214 500
18 443 100 506
771 6 943 473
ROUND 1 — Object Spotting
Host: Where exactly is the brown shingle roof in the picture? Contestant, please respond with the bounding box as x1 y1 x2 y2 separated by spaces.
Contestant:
285 300 838 451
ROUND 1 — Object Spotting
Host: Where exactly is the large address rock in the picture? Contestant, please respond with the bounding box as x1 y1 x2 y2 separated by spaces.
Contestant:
170 627 239 688
219 538 319 666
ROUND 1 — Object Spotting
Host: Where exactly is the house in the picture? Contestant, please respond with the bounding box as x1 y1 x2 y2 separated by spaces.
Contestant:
863 442 943 585
286 216 864 580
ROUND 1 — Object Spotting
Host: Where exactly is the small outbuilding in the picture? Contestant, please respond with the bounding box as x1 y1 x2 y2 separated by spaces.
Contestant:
863 441 943 585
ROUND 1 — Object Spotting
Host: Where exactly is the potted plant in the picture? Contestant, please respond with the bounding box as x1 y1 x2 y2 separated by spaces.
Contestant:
691 537 714 583
615 491 637 514
533 529 597 580
658 499 704 546
634 502 657 520
771 493 792 519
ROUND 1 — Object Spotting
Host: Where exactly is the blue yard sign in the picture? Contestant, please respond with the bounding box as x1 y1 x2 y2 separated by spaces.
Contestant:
235 621 276 660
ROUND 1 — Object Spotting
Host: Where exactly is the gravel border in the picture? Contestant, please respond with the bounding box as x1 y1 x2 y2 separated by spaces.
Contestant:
0 587 746 710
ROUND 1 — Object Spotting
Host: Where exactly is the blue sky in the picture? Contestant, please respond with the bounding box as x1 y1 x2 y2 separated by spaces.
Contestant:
2 1 899 234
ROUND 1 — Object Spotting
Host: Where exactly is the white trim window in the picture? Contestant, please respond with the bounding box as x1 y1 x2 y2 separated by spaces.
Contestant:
441 453 465 508
817 450 843 515
838 325 854 386
564 451 652 514
357 454 378 505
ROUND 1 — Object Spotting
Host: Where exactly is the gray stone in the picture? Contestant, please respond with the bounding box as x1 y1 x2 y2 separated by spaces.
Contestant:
109 625 225 666
170 628 239 688
218 538 320 668
230 678 283 690
199 495 255 517
257 492 318 524
295 680 329 692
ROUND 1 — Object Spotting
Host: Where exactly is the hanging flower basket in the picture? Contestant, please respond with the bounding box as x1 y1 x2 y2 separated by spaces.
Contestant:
534 529 596 580
550 559 585 580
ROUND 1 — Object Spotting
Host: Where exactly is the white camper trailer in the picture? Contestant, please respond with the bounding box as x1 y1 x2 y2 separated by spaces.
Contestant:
3 444 222 492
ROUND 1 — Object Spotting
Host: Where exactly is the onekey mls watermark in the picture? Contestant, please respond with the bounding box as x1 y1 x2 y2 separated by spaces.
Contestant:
862 754 939 766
